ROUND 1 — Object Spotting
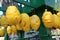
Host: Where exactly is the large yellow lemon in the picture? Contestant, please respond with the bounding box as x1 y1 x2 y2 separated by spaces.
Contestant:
20 13 30 32
6 6 21 25
42 11 53 28
30 15 40 31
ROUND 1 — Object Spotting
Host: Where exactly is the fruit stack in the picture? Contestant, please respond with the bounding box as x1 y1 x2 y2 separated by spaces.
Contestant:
0 6 41 37
42 9 60 29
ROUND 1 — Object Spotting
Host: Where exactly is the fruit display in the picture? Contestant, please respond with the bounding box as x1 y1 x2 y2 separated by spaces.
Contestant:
1 6 60 40
42 11 53 28
42 10 60 29
1 0 60 40
6 6 21 25
30 15 40 31
1 6 60 37
0 6 42 37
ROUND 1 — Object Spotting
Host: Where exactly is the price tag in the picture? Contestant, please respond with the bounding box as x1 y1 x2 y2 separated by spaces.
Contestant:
24 30 39 38
52 36 60 40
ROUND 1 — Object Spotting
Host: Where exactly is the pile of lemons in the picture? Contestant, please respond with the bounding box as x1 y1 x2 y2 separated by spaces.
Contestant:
1 6 60 37
42 9 60 29
0 6 41 36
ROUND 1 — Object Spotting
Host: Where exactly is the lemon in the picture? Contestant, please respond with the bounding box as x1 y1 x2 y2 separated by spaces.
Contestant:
30 15 40 31
20 13 30 32
6 6 21 25
42 11 53 28
7 26 12 36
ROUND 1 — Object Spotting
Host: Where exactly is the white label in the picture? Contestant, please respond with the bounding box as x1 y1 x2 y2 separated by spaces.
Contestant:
0 37 4 40
52 36 60 40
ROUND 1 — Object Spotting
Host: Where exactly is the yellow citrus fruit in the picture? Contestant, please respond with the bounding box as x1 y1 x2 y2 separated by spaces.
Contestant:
6 6 21 25
42 11 53 28
11 25 17 34
7 26 12 36
0 16 9 27
20 13 30 32
0 27 5 37
30 15 40 31
53 14 60 28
